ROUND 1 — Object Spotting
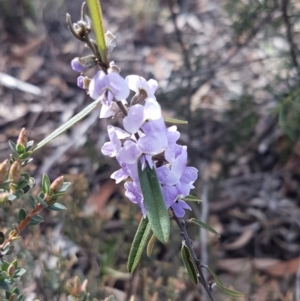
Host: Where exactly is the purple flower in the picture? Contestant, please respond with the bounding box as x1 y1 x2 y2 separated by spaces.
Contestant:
118 118 168 168
100 99 127 119
124 181 146 216
123 98 161 133
101 125 130 157
89 70 129 105
126 75 158 98
162 185 192 218
71 57 87 72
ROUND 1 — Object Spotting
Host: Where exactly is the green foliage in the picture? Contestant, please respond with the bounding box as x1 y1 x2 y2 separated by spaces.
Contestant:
181 244 198 285
138 161 170 243
127 216 151 273
188 218 221 238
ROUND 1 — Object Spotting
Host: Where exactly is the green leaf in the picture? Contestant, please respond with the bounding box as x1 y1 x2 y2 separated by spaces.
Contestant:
37 192 48 207
146 233 156 257
1 261 10 271
183 195 202 202
17 295 25 301
19 152 32 160
189 218 221 238
58 182 71 193
86 0 107 64
25 140 34 151
14 268 26 278
16 144 25 154
42 174 51 194
18 209 26 221
127 217 151 273
1 245 14 255
0 280 10 290
164 117 188 125
138 161 170 243
207 266 223 286
8 140 18 157
47 203 67 211
33 98 102 152
11 287 20 294
181 243 198 285
216 283 244 297
29 215 44 225
27 195 35 208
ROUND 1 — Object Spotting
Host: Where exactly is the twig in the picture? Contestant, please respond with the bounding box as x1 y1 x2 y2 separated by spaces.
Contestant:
281 0 300 74
0 203 44 249
200 180 209 301
171 208 216 301
167 0 193 120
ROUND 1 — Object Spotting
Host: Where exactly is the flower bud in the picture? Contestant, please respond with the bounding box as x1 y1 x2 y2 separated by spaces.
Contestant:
0 192 9 206
49 176 64 194
9 293 17 301
7 263 16 277
77 76 91 90
8 161 21 183
0 159 10 184
71 57 86 73
17 128 28 147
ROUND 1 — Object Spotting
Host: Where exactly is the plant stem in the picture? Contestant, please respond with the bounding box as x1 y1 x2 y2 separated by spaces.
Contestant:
0 203 44 249
171 209 216 301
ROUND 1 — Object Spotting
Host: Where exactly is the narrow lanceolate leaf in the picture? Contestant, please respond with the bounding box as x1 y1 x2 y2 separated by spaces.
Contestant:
127 217 151 273
146 233 156 257
207 266 223 286
164 117 188 125
33 98 101 152
86 0 107 64
216 283 244 297
138 161 170 243
183 195 202 202
181 243 198 285
189 218 221 238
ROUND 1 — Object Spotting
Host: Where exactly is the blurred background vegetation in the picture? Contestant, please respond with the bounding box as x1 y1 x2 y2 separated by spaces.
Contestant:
0 0 300 300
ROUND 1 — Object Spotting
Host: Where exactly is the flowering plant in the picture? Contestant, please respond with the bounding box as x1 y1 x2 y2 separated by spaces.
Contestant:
65 1 242 300
0 0 243 300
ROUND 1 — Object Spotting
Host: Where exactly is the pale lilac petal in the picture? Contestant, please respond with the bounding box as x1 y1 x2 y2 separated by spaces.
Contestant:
118 140 142 164
100 103 113 118
162 185 177 208
171 147 187 177
147 79 158 94
124 181 146 216
89 71 108 100
138 134 165 154
123 104 145 133
144 98 161 120
111 168 128 183
101 142 115 157
172 200 192 218
107 72 129 100
126 75 146 93
71 57 86 72
180 166 198 184
175 181 191 198
77 76 85 89
156 165 178 185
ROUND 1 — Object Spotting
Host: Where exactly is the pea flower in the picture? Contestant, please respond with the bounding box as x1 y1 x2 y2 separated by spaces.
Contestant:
89 70 129 105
